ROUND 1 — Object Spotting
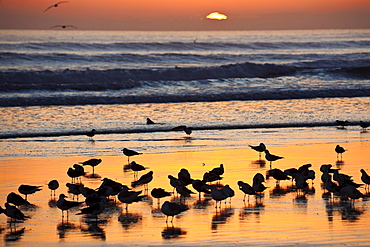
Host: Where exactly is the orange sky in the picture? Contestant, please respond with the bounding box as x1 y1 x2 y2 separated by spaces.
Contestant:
1 0 369 30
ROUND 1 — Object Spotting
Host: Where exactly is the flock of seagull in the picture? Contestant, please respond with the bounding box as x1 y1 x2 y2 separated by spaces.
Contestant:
1 120 369 235
43 1 77 29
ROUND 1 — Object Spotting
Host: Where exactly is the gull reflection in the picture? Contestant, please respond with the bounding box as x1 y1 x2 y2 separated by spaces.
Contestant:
239 201 265 222
161 225 187 239
118 212 142 230
193 198 212 209
57 221 79 239
251 159 266 168
211 207 234 230
4 227 25 242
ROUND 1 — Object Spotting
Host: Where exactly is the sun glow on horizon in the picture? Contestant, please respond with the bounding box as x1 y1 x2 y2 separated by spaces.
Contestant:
206 12 227 20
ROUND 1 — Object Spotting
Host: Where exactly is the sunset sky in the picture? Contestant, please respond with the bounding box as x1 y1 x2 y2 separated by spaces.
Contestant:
1 0 370 30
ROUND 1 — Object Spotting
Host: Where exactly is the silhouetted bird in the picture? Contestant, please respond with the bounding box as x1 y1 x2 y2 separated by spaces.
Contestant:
18 185 42 200
48 180 59 196
264 150 283 168
80 158 102 176
249 143 266 159
151 188 171 205
336 120 349 129
146 118 155 124
44 1 68 12
122 148 142 164
178 168 193 186
86 129 96 140
118 187 145 211
130 161 147 178
4 203 28 222
360 169 370 190
360 121 370 131
238 181 256 201
56 194 83 218
76 197 106 218
172 125 192 136
132 171 153 190
50 25 77 29
7 192 30 207
335 145 346 160
161 201 189 223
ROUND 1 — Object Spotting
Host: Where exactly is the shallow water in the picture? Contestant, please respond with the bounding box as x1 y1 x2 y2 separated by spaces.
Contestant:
0 141 369 246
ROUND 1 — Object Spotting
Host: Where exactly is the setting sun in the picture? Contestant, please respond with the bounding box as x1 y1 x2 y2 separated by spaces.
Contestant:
206 11 227 20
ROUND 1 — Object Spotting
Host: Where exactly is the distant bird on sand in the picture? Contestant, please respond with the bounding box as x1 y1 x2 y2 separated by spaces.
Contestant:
48 180 59 196
18 185 42 200
335 145 346 160
56 194 83 218
122 148 142 164
50 25 77 29
146 118 155 124
80 158 102 176
264 150 283 168
44 1 69 12
86 129 96 140
360 169 370 190
249 143 266 159
151 188 171 205
360 121 370 131
161 201 189 223
132 171 153 190
172 125 192 136
336 120 349 129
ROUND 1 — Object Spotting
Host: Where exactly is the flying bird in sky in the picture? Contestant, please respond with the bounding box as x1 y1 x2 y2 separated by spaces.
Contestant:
50 25 77 29
44 1 69 12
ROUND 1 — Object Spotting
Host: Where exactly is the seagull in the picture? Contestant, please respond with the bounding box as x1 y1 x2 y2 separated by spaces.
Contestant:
131 171 153 190
18 185 42 200
360 121 370 131
122 148 142 164
86 129 96 140
151 188 171 206
4 203 29 222
44 1 69 12
118 187 145 210
161 201 189 223
50 25 77 29
268 168 290 184
335 120 349 129
335 145 346 160
76 197 106 219
210 185 229 208
340 185 364 202
237 181 256 202
178 168 193 186
264 150 283 168
130 161 147 179
56 194 83 219
360 169 370 190
146 118 155 124
80 158 102 176
6 192 30 207
172 125 192 136
249 143 266 159
192 179 211 199
48 180 59 196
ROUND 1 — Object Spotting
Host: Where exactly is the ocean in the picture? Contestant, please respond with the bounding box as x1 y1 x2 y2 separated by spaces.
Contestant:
0 29 369 157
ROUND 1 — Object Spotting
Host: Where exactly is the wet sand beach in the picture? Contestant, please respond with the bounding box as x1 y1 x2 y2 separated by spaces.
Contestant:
0 140 369 246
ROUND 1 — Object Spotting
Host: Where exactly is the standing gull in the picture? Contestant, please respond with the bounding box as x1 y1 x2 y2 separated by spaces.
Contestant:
86 129 96 140
161 201 189 223
360 121 370 131
56 194 83 219
122 148 142 164
48 180 59 197
80 158 102 177
264 150 283 168
249 143 266 160
335 145 346 160
18 184 42 200
360 169 370 190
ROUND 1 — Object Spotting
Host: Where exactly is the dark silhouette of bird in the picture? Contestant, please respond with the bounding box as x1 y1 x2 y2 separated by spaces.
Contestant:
76 197 106 219
161 201 189 223
130 161 147 179
50 25 77 29
268 168 290 184
44 1 69 12
249 143 266 159
122 148 142 164
238 181 256 202
118 187 146 211
191 179 211 199
146 118 155 124
264 150 283 168
18 184 42 200
48 180 59 196
4 203 29 222
336 120 349 129
172 125 192 136
335 145 346 160
178 168 193 186
360 121 370 131
131 171 153 190
86 129 96 140
80 158 102 176
360 169 370 190
6 192 30 207
56 194 83 219
151 188 171 206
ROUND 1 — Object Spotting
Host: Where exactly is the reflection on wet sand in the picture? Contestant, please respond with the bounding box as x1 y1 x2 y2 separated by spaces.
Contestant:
162 225 187 239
